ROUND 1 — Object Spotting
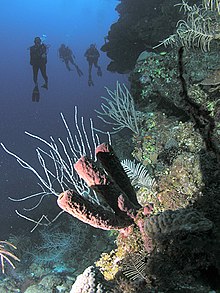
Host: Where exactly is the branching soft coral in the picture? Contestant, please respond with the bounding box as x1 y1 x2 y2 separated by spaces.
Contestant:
0 241 20 274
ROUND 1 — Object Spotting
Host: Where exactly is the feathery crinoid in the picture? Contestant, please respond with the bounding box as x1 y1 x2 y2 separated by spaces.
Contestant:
0 241 20 274
121 159 156 191
154 0 220 52
122 251 149 282
203 0 220 14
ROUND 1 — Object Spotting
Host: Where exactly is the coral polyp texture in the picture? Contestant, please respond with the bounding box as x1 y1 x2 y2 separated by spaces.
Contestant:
144 208 213 238
70 265 113 293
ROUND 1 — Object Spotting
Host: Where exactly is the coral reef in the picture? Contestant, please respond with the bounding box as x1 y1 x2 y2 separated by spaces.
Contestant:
155 0 220 52
94 47 220 291
0 277 21 293
130 48 220 113
96 225 145 280
70 265 113 293
32 218 90 268
55 131 220 291
23 274 73 293
101 0 183 73
155 152 204 211
2 14 220 291
144 208 213 238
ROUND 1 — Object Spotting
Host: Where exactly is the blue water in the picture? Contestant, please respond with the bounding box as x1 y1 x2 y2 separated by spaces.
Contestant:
0 0 128 238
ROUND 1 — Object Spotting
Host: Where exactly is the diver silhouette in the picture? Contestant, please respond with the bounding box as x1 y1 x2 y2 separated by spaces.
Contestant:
84 44 102 86
30 37 48 90
59 44 83 77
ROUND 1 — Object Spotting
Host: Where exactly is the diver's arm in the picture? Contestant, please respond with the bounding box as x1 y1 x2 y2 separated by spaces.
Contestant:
30 47 34 65
84 49 89 57
58 49 62 59
42 44 47 55
96 49 100 58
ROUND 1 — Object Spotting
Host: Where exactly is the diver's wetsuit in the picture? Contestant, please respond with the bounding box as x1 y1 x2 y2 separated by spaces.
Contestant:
59 46 75 71
84 46 102 86
58 45 83 77
84 46 101 76
30 44 48 86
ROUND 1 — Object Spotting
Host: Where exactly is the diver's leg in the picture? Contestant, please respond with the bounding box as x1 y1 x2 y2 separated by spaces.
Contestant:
71 58 83 77
88 62 92 77
32 85 40 102
87 62 94 86
93 59 98 68
69 56 74 66
64 59 71 71
71 57 77 69
32 65 39 86
40 64 48 89
94 60 102 76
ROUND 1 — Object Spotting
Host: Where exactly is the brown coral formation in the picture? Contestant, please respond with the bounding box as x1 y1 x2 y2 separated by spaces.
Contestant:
101 0 182 73
144 209 213 238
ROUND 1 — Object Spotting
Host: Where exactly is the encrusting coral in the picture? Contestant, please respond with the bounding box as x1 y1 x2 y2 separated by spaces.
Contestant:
56 136 219 292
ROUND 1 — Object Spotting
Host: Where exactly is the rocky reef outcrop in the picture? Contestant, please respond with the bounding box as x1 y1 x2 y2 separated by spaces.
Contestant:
101 0 199 73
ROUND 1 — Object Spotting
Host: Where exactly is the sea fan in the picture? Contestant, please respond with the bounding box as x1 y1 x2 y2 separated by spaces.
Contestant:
121 159 156 190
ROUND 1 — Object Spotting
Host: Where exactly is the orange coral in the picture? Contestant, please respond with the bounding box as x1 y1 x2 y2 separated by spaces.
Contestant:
0 241 20 273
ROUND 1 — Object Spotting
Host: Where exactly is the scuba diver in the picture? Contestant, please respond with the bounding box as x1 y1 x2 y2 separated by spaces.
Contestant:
84 44 102 86
30 36 48 92
58 44 83 77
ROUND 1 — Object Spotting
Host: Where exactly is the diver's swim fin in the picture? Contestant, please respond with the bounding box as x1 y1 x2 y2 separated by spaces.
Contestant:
75 65 83 77
41 83 48 90
88 79 94 87
32 86 40 102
